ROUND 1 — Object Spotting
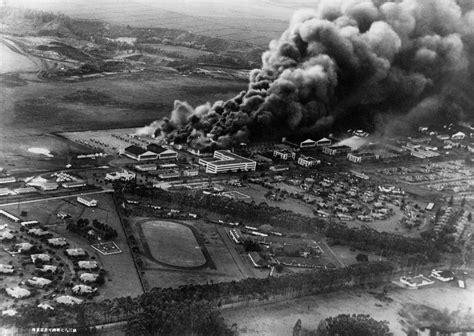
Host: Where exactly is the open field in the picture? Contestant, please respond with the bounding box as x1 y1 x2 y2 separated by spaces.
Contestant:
1 69 246 173
222 283 474 336
141 220 206 268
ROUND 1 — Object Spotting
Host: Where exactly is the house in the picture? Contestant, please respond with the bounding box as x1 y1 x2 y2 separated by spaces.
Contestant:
66 248 87 258
80 273 99 283
451 131 466 140
315 137 332 147
347 152 376 163
0 264 14 274
26 277 51 288
157 169 180 179
123 145 158 161
297 156 320 168
182 166 199 177
28 228 52 239
48 237 69 247
146 144 178 160
31 254 51 263
353 130 369 137
273 148 296 160
418 126 429 133
62 181 87 189
299 139 316 148
400 275 434 289
248 252 268 268
430 269 454 282
20 220 40 228
0 231 14 242
77 196 97 207
134 164 157 172
78 260 98 270
15 242 33 253
322 145 352 156
105 170 135 181
55 295 83 305
6 287 31 299
436 134 450 141
72 284 97 295
38 265 57 274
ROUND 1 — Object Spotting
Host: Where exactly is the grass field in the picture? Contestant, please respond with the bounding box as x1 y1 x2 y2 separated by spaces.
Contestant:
141 220 206 268
0 69 246 173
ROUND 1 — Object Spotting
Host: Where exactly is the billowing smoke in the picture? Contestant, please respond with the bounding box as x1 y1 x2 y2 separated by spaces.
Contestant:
151 0 474 148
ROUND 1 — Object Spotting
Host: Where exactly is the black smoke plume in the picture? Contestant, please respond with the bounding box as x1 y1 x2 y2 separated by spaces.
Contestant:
148 0 474 148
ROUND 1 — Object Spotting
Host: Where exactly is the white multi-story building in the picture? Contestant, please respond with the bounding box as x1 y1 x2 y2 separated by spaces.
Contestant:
199 150 256 174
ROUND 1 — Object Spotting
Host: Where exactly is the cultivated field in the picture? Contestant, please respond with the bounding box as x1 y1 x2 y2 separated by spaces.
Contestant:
141 220 206 268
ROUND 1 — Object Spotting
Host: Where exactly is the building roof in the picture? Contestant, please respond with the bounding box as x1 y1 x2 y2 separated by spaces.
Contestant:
147 144 168 154
6 287 31 298
300 139 316 145
27 277 52 287
55 295 83 305
66 248 86 256
316 137 331 143
201 150 255 166
124 145 146 156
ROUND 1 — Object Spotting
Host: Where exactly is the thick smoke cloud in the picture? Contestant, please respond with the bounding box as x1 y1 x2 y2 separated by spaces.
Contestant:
149 0 474 148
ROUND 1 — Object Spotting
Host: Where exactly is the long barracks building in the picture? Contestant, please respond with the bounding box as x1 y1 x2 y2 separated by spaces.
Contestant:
199 150 256 174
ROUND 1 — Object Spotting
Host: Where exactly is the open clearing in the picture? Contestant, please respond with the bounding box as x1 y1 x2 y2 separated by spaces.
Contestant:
141 220 206 268
0 69 246 173
222 283 474 336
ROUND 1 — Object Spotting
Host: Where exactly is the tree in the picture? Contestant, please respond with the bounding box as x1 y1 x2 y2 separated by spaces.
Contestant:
316 314 391 336
293 319 302 336
243 239 261 253
356 254 369 263
448 195 454 206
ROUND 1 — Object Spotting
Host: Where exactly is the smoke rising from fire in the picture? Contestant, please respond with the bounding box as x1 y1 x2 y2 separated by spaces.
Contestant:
145 0 474 148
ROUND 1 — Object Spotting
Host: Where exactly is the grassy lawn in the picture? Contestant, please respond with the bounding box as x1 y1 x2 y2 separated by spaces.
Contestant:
141 220 206 268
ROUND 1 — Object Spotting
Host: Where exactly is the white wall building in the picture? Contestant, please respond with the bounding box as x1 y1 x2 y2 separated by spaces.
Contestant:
199 150 256 174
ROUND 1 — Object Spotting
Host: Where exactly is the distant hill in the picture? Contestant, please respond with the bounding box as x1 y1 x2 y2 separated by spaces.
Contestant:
0 7 265 70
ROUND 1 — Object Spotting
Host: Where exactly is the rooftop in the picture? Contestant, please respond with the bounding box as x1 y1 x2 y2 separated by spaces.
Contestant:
124 145 146 156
